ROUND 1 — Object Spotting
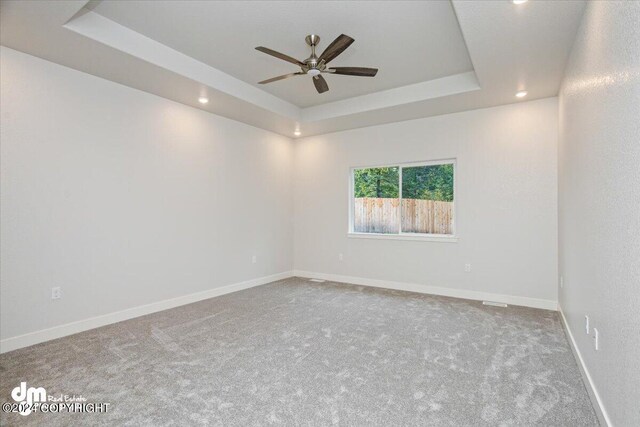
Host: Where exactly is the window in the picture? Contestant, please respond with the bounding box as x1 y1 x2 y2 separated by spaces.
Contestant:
350 160 455 240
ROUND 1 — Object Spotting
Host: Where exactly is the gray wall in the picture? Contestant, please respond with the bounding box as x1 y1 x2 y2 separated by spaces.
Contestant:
558 1 640 425
0 47 294 342
294 98 559 307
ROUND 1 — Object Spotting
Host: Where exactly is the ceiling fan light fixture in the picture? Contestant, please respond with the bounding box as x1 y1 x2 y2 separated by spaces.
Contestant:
255 34 379 94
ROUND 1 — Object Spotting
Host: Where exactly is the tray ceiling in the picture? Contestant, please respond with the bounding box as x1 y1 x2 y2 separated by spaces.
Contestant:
92 0 474 108
0 0 586 137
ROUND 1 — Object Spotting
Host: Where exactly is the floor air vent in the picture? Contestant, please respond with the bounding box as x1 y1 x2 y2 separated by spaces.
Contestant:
482 301 508 308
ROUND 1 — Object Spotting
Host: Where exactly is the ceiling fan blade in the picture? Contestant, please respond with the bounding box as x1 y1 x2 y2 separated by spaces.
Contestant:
255 46 305 67
258 72 304 84
318 34 354 64
313 75 329 94
329 67 378 77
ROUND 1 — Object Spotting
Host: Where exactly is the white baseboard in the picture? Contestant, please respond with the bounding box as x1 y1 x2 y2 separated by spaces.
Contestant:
0 270 557 354
559 306 611 427
0 271 294 354
293 270 557 310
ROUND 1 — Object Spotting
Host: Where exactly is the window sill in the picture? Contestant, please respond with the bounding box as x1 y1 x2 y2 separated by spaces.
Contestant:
347 232 458 243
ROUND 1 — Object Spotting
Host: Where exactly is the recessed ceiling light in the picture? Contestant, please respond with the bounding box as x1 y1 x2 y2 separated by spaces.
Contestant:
198 96 209 104
515 90 528 98
294 130 301 137
512 0 528 4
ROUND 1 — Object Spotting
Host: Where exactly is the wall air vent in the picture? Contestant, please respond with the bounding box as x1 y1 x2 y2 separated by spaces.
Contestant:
482 301 508 308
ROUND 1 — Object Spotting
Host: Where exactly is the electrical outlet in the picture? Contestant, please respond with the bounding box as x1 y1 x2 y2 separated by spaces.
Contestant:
338 253 344 261
464 264 471 272
585 315 590 334
51 287 62 300
251 255 257 264
593 328 599 350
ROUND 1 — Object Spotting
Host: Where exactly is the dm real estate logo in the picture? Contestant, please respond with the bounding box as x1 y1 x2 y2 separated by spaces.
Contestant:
3 382 111 417
11 382 46 416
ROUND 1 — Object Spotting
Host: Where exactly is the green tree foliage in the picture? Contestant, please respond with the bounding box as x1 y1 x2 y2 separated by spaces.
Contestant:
353 167 399 198
353 164 453 201
402 164 454 201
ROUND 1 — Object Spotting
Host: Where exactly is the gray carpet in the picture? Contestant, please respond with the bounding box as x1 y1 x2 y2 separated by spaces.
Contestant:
0 277 598 426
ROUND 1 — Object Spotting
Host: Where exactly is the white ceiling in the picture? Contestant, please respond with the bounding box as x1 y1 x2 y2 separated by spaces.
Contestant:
0 0 586 138
92 1 473 108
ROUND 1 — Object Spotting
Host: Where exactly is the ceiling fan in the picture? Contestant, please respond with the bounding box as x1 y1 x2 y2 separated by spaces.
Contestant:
255 34 378 94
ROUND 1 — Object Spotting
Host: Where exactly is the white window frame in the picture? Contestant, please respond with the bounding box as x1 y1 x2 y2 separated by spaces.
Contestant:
348 159 457 243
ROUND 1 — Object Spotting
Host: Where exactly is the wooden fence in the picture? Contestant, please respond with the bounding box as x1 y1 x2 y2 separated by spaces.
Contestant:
354 198 453 235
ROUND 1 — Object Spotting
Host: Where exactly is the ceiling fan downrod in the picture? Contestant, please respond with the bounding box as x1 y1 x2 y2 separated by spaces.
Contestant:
304 35 324 76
